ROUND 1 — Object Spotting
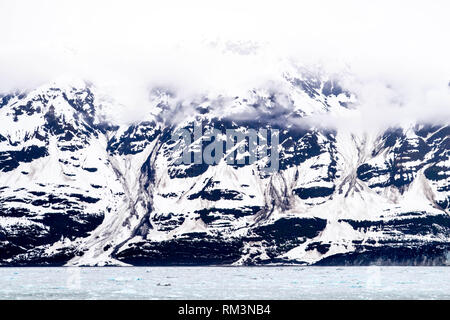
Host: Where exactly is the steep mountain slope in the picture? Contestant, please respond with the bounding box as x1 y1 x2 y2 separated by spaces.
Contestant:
0 73 448 266
0 81 129 264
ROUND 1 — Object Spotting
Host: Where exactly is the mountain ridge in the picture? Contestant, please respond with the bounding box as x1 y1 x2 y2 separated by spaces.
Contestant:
0 74 448 266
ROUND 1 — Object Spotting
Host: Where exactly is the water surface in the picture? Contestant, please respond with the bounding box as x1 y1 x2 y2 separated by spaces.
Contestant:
0 267 449 299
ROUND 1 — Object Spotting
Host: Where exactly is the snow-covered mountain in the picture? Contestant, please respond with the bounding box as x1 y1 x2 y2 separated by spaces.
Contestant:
0 71 448 266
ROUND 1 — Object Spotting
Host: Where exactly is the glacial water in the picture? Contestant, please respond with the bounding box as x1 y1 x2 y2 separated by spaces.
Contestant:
0 266 449 300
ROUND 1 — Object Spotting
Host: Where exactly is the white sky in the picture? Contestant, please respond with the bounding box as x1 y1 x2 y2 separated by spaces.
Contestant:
0 0 449 126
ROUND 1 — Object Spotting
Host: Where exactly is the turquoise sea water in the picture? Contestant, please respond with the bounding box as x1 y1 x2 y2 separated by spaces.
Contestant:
0 266 449 300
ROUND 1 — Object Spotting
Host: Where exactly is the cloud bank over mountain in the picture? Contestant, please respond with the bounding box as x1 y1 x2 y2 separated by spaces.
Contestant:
1 0 449 127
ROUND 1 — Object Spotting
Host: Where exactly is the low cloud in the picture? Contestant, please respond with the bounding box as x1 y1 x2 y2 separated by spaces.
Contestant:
0 0 449 129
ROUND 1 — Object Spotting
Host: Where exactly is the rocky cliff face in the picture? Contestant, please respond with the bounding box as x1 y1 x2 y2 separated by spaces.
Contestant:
0 73 448 266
